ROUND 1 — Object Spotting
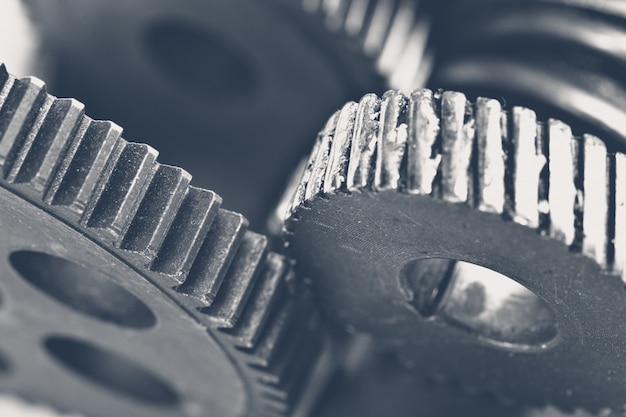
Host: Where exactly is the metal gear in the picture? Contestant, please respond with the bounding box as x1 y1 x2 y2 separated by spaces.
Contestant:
428 0 626 149
0 63 337 417
283 88 626 413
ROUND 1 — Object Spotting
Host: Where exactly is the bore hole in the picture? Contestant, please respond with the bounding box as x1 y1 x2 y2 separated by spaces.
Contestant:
45 336 180 406
144 19 258 99
401 259 558 349
10 250 156 329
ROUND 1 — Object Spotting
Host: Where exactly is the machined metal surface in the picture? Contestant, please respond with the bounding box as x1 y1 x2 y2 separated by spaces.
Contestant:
284 89 626 413
0 64 336 417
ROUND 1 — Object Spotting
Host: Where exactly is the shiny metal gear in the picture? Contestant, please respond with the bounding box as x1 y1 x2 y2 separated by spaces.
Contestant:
0 64 338 417
283 89 626 413
429 0 626 149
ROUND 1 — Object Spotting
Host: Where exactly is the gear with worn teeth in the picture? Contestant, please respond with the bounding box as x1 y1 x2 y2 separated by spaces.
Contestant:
284 88 626 413
0 63 336 417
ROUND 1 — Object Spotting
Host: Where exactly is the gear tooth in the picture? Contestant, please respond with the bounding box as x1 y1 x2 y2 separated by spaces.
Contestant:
245 296 295 369
344 0 370 36
81 141 159 242
374 89 408 190
613 152 626 281
256 300 321 387
323 101 358 194
0 64 13 105
0 77 51 178
438 90 474 203
177 209 248 302
406 88 439 194
507 106 543 228
120 164 191 259
322 0 351 30
346 93 381 190
363 0 396 56
305 110 339 202
226 252 290 348
547 119 578 246
376 0 417 76
150 187 221 279
581 134 610 268
475 97 505 213
202 231 269 328
11 98 85 192
46 119 122 216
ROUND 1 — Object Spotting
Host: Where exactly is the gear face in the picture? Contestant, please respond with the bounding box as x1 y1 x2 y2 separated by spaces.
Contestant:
0 64 334 417
284 89 626 413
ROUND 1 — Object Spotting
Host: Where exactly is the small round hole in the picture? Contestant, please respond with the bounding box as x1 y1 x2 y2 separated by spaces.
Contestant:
144 19 258 99
401 258 558 349
45 336 179 406
10 250 156 329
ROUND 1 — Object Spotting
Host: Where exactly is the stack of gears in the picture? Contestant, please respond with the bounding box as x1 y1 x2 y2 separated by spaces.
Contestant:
0 0 625 416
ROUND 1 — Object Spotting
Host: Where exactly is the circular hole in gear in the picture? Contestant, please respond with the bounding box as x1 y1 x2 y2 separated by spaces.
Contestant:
45 336 180 406
401 258 558 349
144 19 258 100
10 250 156 329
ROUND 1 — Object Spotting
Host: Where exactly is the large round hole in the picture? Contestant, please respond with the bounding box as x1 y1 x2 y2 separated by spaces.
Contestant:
45 336 179 406
10 251 156 329
401 258 558 349
144 19 258 99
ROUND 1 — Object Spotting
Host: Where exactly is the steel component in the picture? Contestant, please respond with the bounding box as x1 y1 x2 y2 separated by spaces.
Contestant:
0 64 335 417
284 89 626 413
428 0 626 150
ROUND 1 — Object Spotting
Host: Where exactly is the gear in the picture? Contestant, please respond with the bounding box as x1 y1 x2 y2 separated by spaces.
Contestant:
428 0 626 149
21 0 400 227
0 64 337 417
284 88 626 413
301 0 435 93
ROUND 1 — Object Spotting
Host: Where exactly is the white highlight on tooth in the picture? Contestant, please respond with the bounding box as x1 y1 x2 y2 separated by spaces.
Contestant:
476 98 505 214
363 0 394 56
345 0 369 35
548 119 577 246
581 134 609 268
510 107 543 228
377 1 415 76
614 153 626 282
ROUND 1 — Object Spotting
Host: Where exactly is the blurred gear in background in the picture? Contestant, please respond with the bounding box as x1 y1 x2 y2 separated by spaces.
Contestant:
0 64 338 417
429 0 626 150
20 0 436 228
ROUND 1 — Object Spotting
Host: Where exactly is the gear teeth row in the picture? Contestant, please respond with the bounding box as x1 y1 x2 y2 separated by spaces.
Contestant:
0 64 331 416
302 0 433 91
287 88 626 282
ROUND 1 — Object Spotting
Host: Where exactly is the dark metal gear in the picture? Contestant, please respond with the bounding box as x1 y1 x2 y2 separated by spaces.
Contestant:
0 64 338 417
21 0 403 228
428 0 626 150
284 89 626 413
